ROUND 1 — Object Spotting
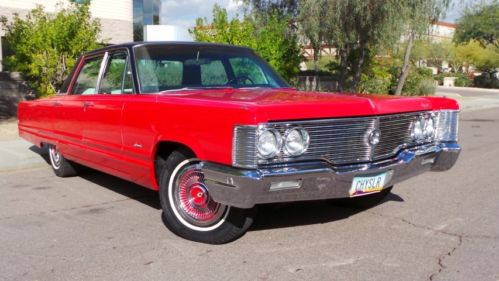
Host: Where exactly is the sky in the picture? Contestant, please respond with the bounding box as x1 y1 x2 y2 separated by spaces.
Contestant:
159 0 243 29
159 0 477 30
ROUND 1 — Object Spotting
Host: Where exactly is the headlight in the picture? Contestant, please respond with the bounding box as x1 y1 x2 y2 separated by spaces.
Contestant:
424 115 436 138
412 119 424 141
412 113 438 142
257 129 282 159
283 128 310 156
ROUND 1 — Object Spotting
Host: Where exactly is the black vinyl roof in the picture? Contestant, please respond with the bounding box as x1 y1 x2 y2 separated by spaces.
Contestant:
83 41 250 56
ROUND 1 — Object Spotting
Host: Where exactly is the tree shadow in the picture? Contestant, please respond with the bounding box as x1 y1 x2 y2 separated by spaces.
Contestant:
0 72 29 120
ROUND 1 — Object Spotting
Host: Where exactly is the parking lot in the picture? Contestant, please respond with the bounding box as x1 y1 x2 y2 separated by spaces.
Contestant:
1 107 498 281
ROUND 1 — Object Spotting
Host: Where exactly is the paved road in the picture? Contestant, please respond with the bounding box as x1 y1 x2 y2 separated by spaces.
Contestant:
436 86 499 97
435 86 499 112
1 108 499 281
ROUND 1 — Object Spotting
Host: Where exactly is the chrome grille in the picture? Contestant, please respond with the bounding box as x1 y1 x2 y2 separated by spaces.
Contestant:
374 114 417 159
232 111 458 169
262 112 424 166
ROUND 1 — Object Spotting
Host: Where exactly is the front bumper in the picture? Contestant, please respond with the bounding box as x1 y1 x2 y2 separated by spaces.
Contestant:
201 142 460 209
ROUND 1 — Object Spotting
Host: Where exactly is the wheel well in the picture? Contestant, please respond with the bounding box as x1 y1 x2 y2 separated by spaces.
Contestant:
154 142 195 186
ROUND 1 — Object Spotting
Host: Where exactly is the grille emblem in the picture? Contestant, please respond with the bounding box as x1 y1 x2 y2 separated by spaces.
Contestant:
367 129 381 146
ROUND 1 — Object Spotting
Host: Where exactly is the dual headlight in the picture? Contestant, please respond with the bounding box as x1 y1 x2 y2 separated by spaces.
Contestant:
257 127 310 159
411 113 437 142
411 111 459 143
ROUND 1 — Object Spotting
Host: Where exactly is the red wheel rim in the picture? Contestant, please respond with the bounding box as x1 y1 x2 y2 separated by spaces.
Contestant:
173 163 227 227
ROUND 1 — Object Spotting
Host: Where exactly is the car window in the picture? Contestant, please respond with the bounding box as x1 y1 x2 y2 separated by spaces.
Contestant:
137 59 183 92
71 56 104 95
201 60 228 86
229 57 269 85
99 52 128 94
123 59 134 94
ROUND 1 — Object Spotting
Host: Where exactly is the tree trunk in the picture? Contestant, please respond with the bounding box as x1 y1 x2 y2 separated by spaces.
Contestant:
395 31 416 96
351 43 367 92
337 46 350 92
313 46 320 91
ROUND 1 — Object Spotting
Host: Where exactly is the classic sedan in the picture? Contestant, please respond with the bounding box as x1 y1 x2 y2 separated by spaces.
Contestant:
18 42 460 244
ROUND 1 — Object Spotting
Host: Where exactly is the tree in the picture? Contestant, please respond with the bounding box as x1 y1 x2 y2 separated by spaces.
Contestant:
323 0 405 92
454 41 499 71
394 0 449 95
190 4 301 81
454 2 499 48
243 0 299 17
298 0 328 89
0 3 102 97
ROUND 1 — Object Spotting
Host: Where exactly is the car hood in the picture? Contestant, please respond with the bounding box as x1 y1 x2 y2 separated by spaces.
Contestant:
156 88 459 123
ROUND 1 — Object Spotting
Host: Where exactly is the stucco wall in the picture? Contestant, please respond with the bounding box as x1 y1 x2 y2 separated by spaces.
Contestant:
0 0 132 42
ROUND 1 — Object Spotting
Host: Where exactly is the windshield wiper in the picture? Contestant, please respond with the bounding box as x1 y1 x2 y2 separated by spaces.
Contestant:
158 86 234 94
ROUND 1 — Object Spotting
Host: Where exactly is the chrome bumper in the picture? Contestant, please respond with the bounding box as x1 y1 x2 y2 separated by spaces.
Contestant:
201 143 460 209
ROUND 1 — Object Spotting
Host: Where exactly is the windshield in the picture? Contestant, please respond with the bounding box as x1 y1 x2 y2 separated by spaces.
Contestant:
133 44 289 93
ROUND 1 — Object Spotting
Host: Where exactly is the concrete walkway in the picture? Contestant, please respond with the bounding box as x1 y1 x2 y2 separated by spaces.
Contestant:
0 138 48 172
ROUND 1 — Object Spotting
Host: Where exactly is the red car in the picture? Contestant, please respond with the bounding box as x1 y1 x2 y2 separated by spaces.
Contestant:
18 42 460 244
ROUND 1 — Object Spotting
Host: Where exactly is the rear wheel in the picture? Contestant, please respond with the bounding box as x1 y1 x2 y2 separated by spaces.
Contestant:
332 186 393 209
158 150 254 244
48 144 78 177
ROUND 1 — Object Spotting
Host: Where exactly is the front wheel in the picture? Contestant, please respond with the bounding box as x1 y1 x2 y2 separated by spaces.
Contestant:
158 150 254 244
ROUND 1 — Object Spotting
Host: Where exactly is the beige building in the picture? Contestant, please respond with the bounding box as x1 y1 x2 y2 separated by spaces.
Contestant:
0 0 133 71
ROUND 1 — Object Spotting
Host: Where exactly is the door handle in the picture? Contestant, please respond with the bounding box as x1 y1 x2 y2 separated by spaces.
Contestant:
83 101 94 108
53 101 62 106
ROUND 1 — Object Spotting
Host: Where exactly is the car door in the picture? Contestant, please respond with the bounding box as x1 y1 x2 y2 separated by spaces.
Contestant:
51 54 105 160
79 50 131 174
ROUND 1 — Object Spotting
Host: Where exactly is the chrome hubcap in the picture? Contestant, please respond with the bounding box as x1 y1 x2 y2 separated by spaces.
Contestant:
49 145 62 169
173 163 227 227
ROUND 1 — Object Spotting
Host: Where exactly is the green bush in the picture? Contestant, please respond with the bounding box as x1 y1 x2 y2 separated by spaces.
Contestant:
0 3 102 97
455 75 473 87
474 71 499 88
434 72 472 87
359 65 392 94
399 67 436 96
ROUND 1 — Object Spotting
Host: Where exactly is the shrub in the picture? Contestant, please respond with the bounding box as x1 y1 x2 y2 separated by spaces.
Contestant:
393 67 436 96
0 3 102 97
434 72 472 87
474 71 499 88
359 65 392 94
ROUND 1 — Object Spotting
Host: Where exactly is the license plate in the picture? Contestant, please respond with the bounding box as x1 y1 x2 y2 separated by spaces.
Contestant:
349 172 388 197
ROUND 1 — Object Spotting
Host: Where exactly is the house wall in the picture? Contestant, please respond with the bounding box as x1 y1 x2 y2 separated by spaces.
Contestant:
0 0 133 71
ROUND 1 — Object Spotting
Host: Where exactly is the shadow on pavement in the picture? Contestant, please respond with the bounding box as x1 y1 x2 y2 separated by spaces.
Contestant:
79 170 162 210
28 144 405 231
250 192 403 231
29 145 50 164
